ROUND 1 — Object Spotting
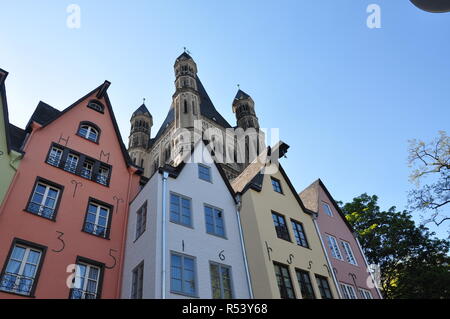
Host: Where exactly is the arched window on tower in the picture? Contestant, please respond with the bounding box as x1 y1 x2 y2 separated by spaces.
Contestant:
184 100 188 113
192 101 196 115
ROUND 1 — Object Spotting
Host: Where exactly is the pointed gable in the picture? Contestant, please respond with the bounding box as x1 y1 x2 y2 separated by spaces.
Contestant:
26 81 139 171
299 179 320 213
300 179 355 233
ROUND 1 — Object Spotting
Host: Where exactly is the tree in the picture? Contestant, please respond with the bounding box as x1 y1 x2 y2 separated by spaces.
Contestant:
341 193 450 299
408 131 450 227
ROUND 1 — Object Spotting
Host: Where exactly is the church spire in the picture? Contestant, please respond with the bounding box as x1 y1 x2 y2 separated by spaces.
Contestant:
233 88 259 130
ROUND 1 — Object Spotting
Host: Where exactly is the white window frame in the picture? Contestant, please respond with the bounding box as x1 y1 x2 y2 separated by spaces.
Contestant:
72 262 101 299
322 202 334 217
81 160 94 179
97 166 110 185
327 235 343 260
341 240 358 265
0 245 42 296
85 202 110 238
64 153 79 173
340 283 357 299
29 182 60 219
79 125 99 142
48 147 63 166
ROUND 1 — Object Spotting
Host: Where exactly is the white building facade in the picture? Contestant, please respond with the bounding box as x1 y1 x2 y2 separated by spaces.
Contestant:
122 142 252 299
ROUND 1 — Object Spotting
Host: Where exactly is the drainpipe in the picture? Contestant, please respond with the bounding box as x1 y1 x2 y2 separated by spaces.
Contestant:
355 235 383 299
161 170 169 299
312 214 342 299
235 194 254 299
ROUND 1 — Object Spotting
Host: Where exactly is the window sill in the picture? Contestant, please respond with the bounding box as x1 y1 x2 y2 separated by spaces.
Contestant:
170 290 199 299
23 209 56 222
0 289 35 298
206 232 228 240
75 133 99 145
170 220 194 229
81 229 111 240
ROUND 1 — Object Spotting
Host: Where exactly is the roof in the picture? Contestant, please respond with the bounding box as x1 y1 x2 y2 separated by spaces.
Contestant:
150 76 232 148
175 51 193 62
26 82 141 172
234 89 251 101
299 178 356 234
27 101 61 129
8 124 26 152
132 103 151 118
230 142 311 214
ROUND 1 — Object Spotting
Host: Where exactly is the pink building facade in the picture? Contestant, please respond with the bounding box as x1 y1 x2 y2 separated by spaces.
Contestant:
300 179 382 299
0 80 141 299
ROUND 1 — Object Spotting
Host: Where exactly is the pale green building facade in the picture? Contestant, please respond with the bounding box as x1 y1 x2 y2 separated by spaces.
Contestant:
0 69 23 206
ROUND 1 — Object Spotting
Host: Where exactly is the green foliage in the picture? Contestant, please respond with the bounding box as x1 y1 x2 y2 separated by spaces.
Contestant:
341 193 450 299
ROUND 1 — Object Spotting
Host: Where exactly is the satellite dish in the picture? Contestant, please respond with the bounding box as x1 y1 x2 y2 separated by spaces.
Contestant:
410 0 450 13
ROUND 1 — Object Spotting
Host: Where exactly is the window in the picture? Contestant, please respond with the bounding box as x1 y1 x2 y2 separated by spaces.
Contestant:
81 160 94 179
271 177 283 193
70 258 104 299
359 288 373 299
96 165 110 186
48 147 63 167
341 241 358 265
83 200 112 239
291 220 309 248
0 239 46 297
326 235 343 260
77 123 99 143
340 283 357 299
322 202 334 217
87 100 104 113
46 144 112 187
273 263 295 299
296 269 315 299
210 263 233 299
135 201 147 240
26 178 62 220
170 193 192 227
198 164 212 182
272 212 290 242
315 275 333 299
205 205 225 238
64 153 79 173
170 253 196 297
131 262 144 299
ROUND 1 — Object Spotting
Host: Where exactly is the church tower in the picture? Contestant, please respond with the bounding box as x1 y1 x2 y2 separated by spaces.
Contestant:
233 89 264 166
129 102 152 169
233 89 260 130
172 52 201 130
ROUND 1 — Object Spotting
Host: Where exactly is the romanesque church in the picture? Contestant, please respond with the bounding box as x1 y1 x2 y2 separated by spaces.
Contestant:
128 52 264 181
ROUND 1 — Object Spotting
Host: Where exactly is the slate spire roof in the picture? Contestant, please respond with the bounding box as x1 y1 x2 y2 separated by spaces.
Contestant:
132 103 152 118
234 89 251 101
176 51 193 62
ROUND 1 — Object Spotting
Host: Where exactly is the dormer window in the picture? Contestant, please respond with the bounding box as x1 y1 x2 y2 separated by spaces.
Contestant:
87 100 104 113
77 122 100 143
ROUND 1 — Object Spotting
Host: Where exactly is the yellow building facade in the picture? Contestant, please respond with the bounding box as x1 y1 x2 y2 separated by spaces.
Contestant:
233 145 340 299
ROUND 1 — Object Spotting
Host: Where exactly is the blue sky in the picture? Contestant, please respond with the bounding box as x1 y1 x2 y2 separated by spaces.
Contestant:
1 1 448 238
